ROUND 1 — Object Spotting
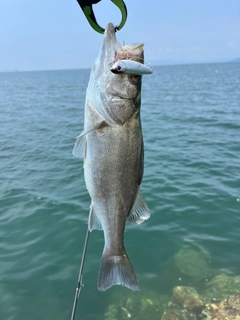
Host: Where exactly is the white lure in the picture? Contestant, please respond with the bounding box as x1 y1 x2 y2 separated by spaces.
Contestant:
110 59 153 75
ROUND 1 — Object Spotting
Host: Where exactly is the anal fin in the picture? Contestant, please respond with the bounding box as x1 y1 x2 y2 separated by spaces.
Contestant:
88 205 103 231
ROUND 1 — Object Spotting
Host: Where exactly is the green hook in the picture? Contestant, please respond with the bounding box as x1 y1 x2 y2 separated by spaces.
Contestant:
76 0 127 34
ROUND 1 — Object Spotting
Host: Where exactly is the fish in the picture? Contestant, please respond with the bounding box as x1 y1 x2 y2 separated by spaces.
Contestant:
73 23 150 291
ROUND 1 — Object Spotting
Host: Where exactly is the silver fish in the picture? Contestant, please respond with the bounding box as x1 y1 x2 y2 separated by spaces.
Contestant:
73 23 150 291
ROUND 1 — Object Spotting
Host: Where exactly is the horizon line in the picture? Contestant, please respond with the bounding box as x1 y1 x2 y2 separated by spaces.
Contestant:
0 59 239 73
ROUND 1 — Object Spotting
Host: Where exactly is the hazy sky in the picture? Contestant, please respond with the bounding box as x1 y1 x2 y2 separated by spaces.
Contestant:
1 0 239 71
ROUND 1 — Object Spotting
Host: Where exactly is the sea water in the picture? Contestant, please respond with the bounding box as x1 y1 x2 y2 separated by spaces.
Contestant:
0 62 240 319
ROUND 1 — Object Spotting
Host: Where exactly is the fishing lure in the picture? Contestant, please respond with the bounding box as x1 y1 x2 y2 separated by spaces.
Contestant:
110 59 153 75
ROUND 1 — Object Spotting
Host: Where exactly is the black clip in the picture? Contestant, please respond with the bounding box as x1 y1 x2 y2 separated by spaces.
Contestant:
76 0 127 34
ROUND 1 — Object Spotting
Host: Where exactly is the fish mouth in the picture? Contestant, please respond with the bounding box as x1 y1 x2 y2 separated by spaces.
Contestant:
104 23 117 41
102 24 144 67
101 23 121 66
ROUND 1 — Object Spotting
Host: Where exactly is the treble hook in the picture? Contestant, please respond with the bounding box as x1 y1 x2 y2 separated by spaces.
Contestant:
76 0 127 34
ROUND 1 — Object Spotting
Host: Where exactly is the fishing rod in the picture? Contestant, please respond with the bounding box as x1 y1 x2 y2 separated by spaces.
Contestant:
70 226 90 320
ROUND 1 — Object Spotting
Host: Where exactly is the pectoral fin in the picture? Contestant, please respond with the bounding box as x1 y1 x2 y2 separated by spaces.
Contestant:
72 133 85 158
128 190 150 224
72 122 104 158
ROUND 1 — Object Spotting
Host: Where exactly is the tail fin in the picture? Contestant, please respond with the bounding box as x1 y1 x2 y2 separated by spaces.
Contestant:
98 251 139 291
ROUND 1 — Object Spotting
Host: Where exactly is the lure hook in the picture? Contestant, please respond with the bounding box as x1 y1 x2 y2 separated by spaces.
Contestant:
76 0 127 34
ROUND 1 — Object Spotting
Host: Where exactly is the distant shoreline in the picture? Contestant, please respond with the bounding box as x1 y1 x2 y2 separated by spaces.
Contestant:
0 59 239 73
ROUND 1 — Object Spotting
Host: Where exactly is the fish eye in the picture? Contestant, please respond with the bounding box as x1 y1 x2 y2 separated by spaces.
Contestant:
128 74 141 83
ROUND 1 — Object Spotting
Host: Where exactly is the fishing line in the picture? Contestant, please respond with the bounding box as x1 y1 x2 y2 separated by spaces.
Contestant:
70 226 90 320
2 115 83 182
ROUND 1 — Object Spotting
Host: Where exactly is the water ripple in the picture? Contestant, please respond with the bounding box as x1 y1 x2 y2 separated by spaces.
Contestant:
1 63 240 319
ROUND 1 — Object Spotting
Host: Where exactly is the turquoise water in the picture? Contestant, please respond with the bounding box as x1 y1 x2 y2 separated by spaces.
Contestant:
0 62 240 319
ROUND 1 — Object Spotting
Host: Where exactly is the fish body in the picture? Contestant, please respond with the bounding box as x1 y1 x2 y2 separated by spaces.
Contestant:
73 23 150 291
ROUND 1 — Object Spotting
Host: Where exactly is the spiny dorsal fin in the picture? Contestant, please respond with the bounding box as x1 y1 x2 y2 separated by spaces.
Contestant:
128 190 150 224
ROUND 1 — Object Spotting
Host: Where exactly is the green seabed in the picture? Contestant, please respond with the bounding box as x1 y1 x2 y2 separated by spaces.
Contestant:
104 242 240 320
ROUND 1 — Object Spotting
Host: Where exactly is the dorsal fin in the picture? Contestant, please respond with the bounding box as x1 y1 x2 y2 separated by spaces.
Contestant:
128 190 150 224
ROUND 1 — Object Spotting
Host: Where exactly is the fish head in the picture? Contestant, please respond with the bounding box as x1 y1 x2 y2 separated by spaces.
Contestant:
88 23 144 125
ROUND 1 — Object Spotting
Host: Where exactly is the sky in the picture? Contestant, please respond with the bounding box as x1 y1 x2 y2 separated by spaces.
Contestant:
0 0 239 71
